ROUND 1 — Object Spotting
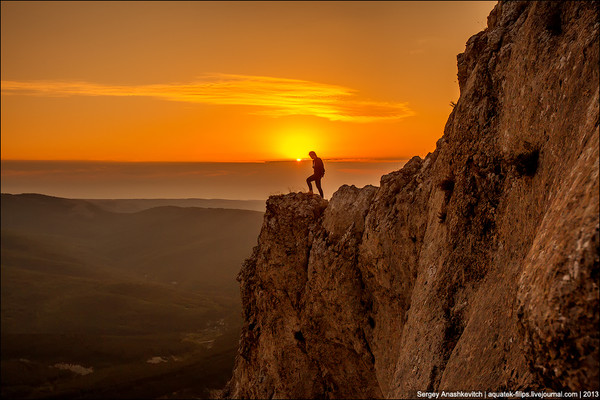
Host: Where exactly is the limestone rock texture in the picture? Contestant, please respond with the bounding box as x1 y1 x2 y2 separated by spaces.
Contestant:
225 1 599 398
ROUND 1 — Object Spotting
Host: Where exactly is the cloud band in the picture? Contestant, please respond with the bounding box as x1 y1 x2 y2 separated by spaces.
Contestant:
1 74 414 123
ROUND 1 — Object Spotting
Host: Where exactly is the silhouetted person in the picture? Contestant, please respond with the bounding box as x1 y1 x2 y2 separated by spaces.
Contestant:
306 151 325 197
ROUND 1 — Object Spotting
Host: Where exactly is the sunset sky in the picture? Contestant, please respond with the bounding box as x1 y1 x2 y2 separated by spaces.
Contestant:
1 1 496 198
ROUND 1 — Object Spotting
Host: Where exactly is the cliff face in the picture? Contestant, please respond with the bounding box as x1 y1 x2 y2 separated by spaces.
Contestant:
226 1 599 397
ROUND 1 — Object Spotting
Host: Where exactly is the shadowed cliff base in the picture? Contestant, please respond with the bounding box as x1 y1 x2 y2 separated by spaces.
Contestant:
225 1 599 398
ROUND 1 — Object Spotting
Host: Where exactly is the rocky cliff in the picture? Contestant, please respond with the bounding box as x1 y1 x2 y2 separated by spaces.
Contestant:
225 1 599 398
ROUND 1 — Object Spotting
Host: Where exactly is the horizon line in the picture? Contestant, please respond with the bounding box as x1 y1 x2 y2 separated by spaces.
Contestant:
1 157 413 164
1 191 268 202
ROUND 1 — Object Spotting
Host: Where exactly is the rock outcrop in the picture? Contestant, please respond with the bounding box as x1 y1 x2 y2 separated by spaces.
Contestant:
225 1 599 397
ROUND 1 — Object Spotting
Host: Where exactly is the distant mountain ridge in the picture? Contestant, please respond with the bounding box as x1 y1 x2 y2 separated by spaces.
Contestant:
2 193 266 213
1 192 264 291
84 197 266 213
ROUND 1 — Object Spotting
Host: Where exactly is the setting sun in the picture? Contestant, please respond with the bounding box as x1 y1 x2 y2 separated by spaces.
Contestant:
277 130 318 161
0 0 496 187
0 1 496 164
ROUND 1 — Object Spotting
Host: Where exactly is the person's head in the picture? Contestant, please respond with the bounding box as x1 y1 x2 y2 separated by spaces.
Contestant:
309 151 317 159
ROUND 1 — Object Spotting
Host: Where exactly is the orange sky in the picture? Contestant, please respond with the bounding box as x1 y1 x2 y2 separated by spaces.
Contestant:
1 1 496 162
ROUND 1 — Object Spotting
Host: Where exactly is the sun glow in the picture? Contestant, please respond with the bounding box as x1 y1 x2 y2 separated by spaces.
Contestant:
0 2 496 163
278 130 318 160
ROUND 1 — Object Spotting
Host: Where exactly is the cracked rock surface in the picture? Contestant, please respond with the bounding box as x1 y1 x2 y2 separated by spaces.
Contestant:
225 1 599 398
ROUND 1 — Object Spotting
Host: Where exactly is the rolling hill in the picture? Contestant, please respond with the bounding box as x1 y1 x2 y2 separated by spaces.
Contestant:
83 198 265 213
0 193 264 398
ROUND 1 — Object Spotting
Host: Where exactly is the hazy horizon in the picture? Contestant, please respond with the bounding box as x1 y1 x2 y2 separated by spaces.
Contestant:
2 1 494 201
1 159 408 200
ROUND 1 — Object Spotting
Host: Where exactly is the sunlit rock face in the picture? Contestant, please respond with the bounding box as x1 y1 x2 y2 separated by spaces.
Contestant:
225 1 599 398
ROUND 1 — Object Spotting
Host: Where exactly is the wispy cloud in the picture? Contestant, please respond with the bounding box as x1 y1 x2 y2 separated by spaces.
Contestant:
1 74 414 123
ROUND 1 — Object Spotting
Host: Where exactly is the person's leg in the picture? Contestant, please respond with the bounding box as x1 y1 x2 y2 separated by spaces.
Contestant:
306 175 315 193
315 177 324 197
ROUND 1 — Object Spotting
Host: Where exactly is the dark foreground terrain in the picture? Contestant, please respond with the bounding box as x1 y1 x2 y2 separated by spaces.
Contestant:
1 193 263 399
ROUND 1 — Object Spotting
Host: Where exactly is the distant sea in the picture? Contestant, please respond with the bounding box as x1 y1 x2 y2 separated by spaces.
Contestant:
0 160 407 200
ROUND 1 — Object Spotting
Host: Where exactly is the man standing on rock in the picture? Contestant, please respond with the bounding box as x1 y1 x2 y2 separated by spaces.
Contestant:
306 151 325 198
